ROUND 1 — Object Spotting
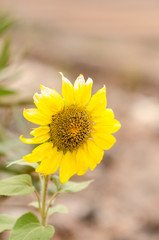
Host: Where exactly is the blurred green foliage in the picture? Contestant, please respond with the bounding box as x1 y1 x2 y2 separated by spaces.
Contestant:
0 12 29 175
0 13 16 98
0 39 10 71
0 13 14 36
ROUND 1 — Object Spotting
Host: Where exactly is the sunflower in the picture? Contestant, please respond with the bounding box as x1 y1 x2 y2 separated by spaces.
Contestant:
20 73 121 183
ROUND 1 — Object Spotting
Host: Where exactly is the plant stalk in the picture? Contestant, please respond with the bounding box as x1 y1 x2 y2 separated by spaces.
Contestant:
41 175 49 226
45 192 59 225
34 188 41 213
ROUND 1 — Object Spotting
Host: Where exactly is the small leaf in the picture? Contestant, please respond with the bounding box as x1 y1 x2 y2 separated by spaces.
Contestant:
48 186 56 196
0 174 35 196
52 175 93 193
0 87 16 97
0 39 10 70
0 214 16 233
7 159 38 169
10 212 55 240
28 201 39 208
48 204 68 216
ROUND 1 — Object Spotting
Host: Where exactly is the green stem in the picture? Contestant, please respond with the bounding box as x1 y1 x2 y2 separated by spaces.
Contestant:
45 192 59 225
38 173 42 185
41 175 49 226
34 188 41 213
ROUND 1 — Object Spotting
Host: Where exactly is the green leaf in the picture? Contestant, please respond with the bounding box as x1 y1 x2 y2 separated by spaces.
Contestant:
0 174 35 196
28 201 39 208
52 175 93 193
29 201 68 216
7 159 38 169
0 87 16 97
0 214 16 233
10 212 55 240
0 39 10 70
48 204 68 216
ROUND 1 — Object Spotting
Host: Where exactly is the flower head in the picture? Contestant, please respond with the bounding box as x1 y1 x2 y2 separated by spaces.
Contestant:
20 73 121 183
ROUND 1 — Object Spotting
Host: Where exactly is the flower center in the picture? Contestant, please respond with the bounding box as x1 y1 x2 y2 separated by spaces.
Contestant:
50 105 92 152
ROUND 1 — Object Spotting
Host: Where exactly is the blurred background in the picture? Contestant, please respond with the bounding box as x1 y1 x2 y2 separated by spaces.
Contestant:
0 0 159 239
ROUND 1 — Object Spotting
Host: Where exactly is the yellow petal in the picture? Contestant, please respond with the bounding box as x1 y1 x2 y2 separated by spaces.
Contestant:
23 142 53 163
93 108 114 122
20 134 50 144
43 150 63 175
92 133 116 150
93 119 121 134
23 153 39 163
39 85 64 112
33 93 52 116
74 75 93 106
74 74 85 105
78 147 94 171
32 142 53 156
74 74 85 87
85 77 93 104
76 144 89 175
23 108 52 125
59 151 77 183
33 93 61 116
60 72 74 106
36 147 63 175
40 85 63 101
30 126 50 136
87 86 107 116
86 139 104 166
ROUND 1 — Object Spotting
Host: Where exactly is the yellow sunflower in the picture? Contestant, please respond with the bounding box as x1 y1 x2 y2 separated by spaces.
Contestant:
20 73 121 183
